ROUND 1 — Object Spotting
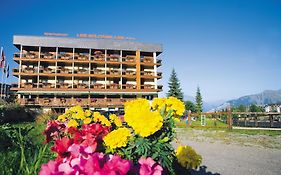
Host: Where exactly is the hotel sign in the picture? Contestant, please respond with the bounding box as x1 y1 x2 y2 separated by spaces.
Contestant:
44 32 136 41
44 32 69 37
76 33 136 40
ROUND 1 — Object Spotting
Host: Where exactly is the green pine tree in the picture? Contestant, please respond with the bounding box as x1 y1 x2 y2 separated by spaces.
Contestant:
185 100 196 113
167 68 184 100
195 86 203 113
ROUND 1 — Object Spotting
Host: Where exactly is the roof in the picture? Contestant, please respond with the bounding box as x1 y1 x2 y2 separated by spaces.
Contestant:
13 35 163 53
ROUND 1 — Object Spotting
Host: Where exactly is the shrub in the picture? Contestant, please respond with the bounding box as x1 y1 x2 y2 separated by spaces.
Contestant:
0 103 39 124
35 111 59 125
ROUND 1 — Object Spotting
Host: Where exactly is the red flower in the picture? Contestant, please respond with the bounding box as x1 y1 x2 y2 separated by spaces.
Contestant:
43 121 66 143
51 137 74 160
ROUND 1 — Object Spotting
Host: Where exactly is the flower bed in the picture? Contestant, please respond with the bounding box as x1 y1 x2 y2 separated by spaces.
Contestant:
40 97 202 175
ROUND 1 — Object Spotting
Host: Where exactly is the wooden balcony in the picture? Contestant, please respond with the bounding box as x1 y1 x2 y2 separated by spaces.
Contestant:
76 69 89 74
92 69 105 75
75 83 89 89
122 84 136 89
58 53 73 60
90 83 106 89
107 54 120 62
107 83 121 89
19 97 127 108
41 83 55 89
21 67 36 73
141 71 154 76
142 84 155 90
57 83 72 89
108 69 121 75
40 52 55 59
122 55 135 63
142 56 153 63
74 54 89 61
124 70 136 75
58 68 72 74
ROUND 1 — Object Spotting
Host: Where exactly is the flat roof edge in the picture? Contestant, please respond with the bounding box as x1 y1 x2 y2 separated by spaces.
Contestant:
13 35 163 53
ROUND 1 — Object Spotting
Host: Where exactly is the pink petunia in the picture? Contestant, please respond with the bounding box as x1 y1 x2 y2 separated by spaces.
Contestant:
39 160 63 175
138 157 163 175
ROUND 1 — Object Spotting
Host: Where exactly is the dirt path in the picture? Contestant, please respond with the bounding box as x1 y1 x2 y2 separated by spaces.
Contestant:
176 129 281 175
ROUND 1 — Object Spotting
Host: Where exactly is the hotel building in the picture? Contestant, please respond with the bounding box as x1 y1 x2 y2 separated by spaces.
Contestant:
11 35 163 111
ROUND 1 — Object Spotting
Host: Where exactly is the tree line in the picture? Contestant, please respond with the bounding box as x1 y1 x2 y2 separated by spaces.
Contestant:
166 69 265 113
166 69 202 113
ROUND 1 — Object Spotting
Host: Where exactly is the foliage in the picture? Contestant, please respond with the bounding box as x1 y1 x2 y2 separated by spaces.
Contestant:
0 123 53 175
40 97 201 174
167 68 184 100
185 100 196 113
249 104 265 112
195 86 203 113
0 102 39 124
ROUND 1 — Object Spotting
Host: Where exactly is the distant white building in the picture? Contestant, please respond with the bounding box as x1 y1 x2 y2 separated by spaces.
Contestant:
264 104 281 112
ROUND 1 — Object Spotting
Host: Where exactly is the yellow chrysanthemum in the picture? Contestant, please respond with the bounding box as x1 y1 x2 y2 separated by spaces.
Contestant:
83 118 92 124
173 117 180 123
57 115 66 122
151 98 166 111
166 97 185 117
65 106 86 120
84 109 92 117
67 119 78 128
176 145 202 169
104 127 131 149
93 112 111 126
124 98 163 137
109 114 122 127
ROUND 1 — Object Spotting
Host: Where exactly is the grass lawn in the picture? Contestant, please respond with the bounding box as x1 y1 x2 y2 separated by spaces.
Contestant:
176 118 228 128
176 127 281 149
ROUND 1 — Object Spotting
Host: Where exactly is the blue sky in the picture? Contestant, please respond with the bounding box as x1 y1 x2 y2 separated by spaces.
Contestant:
0 0 281 102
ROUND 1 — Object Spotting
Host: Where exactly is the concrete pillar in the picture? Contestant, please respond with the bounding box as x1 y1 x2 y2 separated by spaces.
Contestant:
153 52 157 89
136 50 141 90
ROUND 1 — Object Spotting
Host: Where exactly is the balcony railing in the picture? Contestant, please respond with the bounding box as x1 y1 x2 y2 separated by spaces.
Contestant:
74 54 89 61
122 55 135 63
106 83 121 89
90 83 106 89
92 69 105 75
142 56 153 63
107 69 121 75
141 71 154 76
122 84 136 89
58 53 73 60
141 84 155 89
107 54 120 62
40 52 55 59
124 70 136 75
22 67 37 73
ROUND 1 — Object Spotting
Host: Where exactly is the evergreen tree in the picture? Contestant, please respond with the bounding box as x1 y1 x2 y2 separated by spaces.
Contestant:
195 86 203 113
167 69 184 100
185 100 196 113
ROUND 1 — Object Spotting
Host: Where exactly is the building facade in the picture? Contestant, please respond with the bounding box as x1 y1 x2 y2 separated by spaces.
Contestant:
11 35 163 111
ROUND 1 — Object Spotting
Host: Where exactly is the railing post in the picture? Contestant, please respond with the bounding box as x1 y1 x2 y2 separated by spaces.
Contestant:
269 114 273 128
227 107 232 129
188 110 192 126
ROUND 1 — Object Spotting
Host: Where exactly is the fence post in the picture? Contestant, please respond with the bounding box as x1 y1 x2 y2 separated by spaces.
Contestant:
188 110 191 126
269 115 273 128
254 114 258 127
227 107 232 129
